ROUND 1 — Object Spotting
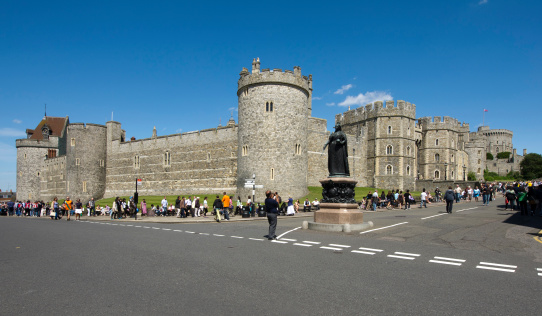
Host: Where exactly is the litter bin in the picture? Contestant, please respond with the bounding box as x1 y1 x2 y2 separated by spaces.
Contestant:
257 204 266 217
242 206 251 218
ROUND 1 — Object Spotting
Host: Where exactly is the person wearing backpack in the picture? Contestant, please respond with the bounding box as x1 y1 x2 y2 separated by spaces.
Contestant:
445 186 455 214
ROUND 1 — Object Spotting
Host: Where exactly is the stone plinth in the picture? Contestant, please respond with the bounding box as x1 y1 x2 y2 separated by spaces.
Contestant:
305 177 373 232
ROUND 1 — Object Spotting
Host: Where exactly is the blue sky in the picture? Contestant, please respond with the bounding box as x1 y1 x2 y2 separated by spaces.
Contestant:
1 0 541 191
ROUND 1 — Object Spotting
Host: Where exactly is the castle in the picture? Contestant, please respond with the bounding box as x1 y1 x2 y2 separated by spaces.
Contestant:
16 59 525 203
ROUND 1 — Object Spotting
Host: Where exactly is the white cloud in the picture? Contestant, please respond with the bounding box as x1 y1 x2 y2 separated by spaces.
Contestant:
312 96 322 100
175 128 183 133
478 0 488 4
326 102 335 106
228 107 238 113
12 119 22 124
334 84 353 95
0 128 26 137
338 91 393 107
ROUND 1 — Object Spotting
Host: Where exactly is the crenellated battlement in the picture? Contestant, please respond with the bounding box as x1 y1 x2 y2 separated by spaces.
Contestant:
417 116 468 131
68 122 107 131
237 58 311 96
16 137 59 148
336 99 417 126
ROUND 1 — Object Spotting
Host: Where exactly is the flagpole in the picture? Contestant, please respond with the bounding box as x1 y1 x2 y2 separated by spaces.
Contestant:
482 109 485 127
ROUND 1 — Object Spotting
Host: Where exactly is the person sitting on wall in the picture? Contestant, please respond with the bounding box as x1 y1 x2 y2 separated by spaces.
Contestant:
303 198 311 212
312 199 320 210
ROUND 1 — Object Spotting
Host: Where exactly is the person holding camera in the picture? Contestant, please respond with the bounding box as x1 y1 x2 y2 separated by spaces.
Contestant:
264 191 279 240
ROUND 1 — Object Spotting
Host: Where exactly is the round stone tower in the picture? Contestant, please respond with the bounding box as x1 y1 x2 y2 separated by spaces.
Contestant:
237 58 311 201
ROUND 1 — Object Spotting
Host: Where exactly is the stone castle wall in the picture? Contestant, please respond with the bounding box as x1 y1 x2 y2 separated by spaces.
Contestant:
104 125 238 198
16 138 58 201
41 156 67 201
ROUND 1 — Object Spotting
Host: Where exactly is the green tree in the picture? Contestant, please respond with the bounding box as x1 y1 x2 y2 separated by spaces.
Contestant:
520 153 542 179
496 151 511 159
486 152 494 160
467 171 476 181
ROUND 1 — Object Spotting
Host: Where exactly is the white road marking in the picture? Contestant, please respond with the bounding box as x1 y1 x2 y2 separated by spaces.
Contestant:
476 265 515 273
231 236 244 239
276 227 301 239
249 238 264 241
293 243 312 247
126 225 133 227
143 227 151 228
456 207 478 213
387 255 416 260
213 234 224 237
185 231 195 234
358 247 383 252
538 273 542 276
162 228 171 231
537 268 542 271
429 260 462 266
173 230 182 232
280 238 297 242
352 250 376 255
434 256 466 263
100 223 106 224
199 233 209 235
302 241 321 245
329 244 351 248
478 262 517 269
421 214 447 220
111 224 118 226
119 224 126 226
134 226 141 227
395 252 420 257
320 246 343 251
360 222 408 234
271 240 288 244
152 227 160 230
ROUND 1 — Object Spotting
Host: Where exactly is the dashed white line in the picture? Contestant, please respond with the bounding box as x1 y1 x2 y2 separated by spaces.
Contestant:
119 224 126 226
429 260 462 266
280 238 297 242
329 244 351 248
173 230 182 232
231 236 244 239
352 250 376 255
271 240 288 244
111 224 118 226
388 255 416 260
456 207 478 213
320 246 344 251
358 247 384 252
134 226 141 227
213 234 224 237
302 241 321 245
126 225 133 227
162 228 171 231
395 252 420 257
360 222 408 234
249 238 264 241
476 262 516 273
143 226 150 229
293 243 312 247
199 233 209 235
185 231 195 234
152 227 160 230
421 214 447 220
434 256 466 263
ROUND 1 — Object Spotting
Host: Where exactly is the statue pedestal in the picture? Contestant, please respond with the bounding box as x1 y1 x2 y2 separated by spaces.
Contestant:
305 177 373 233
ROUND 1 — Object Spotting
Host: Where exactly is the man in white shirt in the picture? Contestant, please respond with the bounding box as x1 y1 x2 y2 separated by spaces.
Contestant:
419 189 427 208
161 197 168 216
312 199 320 210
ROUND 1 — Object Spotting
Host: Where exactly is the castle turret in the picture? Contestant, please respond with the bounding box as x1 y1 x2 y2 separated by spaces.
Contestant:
237 59 311 199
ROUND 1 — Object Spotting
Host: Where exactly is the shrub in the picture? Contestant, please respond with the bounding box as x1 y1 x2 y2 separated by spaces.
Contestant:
486 153 494 160
496 151 511 159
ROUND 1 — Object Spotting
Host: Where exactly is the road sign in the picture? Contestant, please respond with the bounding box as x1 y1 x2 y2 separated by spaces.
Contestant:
245 180 255 185
244 184 263 189
137 179 142 186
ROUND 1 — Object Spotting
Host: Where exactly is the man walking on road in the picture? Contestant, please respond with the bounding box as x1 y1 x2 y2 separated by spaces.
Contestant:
419 189 428 208
445 186 455 214
264 190 279 240
221 192 230 221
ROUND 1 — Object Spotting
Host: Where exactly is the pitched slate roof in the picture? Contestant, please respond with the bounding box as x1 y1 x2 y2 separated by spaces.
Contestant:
26 116 69 140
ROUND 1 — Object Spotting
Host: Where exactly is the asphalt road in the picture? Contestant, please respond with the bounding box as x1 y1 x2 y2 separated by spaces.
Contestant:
1 197 541 315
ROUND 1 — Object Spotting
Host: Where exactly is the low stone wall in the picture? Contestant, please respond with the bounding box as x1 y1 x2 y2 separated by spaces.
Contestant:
415 180 478 193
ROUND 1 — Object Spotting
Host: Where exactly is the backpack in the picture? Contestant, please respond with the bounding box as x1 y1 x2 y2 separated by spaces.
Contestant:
445 190 455 201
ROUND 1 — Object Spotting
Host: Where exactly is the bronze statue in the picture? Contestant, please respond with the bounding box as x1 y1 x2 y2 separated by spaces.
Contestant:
323 123 350 177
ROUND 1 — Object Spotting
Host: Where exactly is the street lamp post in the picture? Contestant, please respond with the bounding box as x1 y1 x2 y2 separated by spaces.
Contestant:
252 173 256 204
463 165 466 181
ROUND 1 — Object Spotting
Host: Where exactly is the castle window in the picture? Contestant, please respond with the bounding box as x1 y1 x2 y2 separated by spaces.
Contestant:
478 159 481 164
435 139 439 146
270 168 275 180
386 145 393 155
83 181 87 193
295 144 301 155
243 88 248 97
451 155 454 162
37 172 40 177
266 101 274 112
387 126 392 134
477 168 481 174
164 151 171 166
451 171 455 178
207 153 211 161
434 170 440 179
242 145 249 156
75 158 80 166
407 127 411 136
231 152 235 158
386 165 393 175
434 153 440 162
19 171 22 177
406 165 411 176
478 150 481 155
406 146 411 156
134 155 140 169
452 139 455 148
71 138 76 146
99 160 105 167
496 147 500 153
